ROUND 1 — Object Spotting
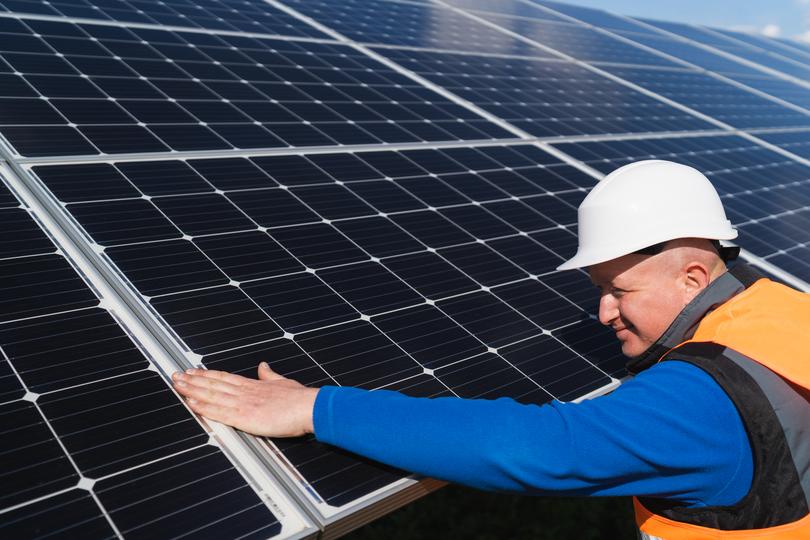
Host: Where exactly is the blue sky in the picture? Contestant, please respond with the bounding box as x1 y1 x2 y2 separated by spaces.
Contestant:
559 0 810 42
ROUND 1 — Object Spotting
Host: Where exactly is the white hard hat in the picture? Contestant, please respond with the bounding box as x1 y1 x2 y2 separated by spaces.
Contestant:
557 160 737 271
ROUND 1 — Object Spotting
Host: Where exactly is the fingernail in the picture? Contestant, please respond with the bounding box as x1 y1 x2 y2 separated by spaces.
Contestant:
186 368 195 374
187 398 196 404
175 380 186 387
260 362 268 369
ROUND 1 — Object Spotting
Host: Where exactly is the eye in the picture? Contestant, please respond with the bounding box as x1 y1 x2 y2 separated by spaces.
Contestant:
610 287 627 298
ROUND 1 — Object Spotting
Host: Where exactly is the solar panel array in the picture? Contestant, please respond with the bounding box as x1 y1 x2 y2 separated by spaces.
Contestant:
2 0 810 537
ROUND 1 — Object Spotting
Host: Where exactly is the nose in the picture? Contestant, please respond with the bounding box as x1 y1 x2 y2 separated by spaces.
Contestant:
598 293 619 326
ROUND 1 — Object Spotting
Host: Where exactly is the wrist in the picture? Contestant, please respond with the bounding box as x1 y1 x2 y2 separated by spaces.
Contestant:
303 387 320 435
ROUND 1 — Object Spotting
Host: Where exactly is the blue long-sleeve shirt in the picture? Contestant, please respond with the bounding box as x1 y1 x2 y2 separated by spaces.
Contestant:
313 360 753 507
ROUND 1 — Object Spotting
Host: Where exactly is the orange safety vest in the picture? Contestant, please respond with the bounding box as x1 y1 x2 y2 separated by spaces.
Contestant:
632 267 810 539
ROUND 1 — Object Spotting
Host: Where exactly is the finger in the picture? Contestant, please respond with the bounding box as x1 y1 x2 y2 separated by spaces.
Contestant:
173 378 239 407
258 362 284 381
184 368 246 386
186 398 237 425
180 372 242 396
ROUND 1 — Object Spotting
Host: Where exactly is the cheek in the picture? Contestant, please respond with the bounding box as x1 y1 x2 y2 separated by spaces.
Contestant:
622 294 681 343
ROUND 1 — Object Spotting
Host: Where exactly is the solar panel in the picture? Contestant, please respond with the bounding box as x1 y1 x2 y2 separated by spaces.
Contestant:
3 0 810 536
0 174 307 538
24 143 621 514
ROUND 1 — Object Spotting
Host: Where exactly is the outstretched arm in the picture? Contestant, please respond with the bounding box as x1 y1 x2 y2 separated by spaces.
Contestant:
172 361 751 505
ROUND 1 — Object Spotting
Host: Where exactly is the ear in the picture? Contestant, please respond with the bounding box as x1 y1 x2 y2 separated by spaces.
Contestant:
681 261 712 303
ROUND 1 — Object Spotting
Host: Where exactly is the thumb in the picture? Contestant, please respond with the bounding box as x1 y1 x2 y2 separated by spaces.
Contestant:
258 362 283 381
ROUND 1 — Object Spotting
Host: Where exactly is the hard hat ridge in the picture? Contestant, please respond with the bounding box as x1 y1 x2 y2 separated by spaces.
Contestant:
557 160 738 271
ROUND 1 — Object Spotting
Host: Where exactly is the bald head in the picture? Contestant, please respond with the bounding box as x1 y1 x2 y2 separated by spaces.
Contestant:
589 238 727 358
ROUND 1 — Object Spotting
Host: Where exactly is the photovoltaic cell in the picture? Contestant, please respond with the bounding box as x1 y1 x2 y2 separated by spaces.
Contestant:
0 177 282 537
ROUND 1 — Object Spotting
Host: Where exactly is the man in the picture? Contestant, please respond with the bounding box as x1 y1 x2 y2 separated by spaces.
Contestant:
173 160 810 538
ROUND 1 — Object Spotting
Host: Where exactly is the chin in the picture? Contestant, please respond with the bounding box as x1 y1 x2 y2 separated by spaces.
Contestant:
620 341 646 358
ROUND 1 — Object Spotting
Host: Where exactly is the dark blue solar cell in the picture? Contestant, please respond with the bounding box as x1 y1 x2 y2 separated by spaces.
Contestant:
193 231 304 282
0 254 97 323
480 169 544 197
554 319 626 378
68 199 182 245
270 223 369 268
148 124 232 151
437 172 510 202
488 235 565 276
253 155 334 186
307 154 383 182
203 338 333 387
530 228 580 259
390 210 474 248
540 270 599 315
1 400 79 508
374 305 486 369
522 194 578 224
439 243 528 286
0 98 65 124
150 285 283 355
356 151 427 178
0 489 114 539
188 158 277 190
50 99 134 124
440 147 504 171
227 189 321 228
118 100 196 123
483 200 555 232
334 217 426 258
152 194 255 236
499 334 611 401
435 352 552 404
345 180 427 213
437 291 538 348
318 262 424 315
0 208 53 258
212 123 287 149
0 307 148 394
105 240 228 296
291 184 377 219
80 125 170 154
395 176 470 207
438 205 518 239
36 370 208 478
94 445 282 539
383 252 479 300
242 272 359 334
296 321 422 388
493 278 587 329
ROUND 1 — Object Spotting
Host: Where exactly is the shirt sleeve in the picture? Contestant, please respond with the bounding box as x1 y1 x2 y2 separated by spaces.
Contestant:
313 360 753 507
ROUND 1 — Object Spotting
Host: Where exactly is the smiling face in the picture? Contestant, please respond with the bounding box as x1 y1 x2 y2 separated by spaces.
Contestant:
588 239 726 358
